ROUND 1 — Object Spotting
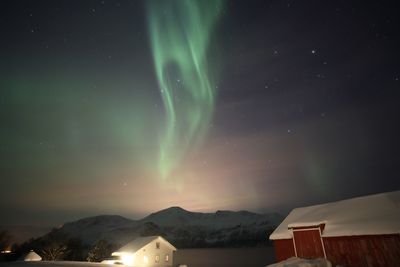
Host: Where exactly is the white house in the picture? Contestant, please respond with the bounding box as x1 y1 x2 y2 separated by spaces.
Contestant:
112 236 177 267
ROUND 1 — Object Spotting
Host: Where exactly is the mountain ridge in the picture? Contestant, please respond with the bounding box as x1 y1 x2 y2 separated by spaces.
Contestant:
17 207 283 248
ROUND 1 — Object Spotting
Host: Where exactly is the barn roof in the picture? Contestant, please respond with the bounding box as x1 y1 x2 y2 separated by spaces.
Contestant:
270 190 400 240
113 236 176 255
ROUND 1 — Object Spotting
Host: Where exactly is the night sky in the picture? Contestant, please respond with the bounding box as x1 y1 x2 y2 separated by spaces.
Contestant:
1 0 399 226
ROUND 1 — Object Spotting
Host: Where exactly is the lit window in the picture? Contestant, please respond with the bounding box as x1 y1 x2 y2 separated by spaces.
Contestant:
156 242 160 249
143 255 148 264
155 255 160 263
165 254 169 262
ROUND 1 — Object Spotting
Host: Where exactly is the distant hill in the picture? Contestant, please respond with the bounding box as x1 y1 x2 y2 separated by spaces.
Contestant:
141 206 282 228
28 207 283 248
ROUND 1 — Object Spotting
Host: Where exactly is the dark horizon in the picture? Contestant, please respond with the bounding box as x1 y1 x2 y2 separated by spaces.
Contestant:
1 189 398 228
1 0 399 227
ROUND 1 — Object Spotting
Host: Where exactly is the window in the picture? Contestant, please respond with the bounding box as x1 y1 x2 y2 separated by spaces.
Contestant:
155 255 160 263
156 242 160 249
165 254 169 262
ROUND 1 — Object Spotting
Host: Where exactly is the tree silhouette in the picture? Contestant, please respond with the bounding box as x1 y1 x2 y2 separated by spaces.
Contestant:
87 239 115 262
0 231 11 251
40 229 69 261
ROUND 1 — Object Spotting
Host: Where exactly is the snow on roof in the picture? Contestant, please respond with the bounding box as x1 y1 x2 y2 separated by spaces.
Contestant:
113 236 176 255
270 190 400 239
22 250 42 261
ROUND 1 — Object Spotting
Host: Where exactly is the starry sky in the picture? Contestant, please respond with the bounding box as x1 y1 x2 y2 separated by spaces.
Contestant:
1 0 399 226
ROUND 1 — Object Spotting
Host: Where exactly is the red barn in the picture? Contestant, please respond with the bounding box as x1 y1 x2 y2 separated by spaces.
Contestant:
269 191 400 267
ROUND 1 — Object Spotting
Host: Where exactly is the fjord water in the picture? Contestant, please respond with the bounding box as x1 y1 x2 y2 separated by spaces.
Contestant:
174 247 275 267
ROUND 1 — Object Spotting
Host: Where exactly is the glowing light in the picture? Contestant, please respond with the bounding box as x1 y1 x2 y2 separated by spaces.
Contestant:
120 253 135 266
147 0 224 179
0 246 12 254
143 255 149 264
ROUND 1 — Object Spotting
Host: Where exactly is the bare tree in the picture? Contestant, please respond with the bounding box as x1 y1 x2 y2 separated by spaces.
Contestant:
87 239 115 262
41 243 68 261
40 230 69 261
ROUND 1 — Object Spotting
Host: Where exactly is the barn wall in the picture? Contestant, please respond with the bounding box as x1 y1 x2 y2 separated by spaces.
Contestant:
293 229 325 259
273 239 295 262
323 234 400 267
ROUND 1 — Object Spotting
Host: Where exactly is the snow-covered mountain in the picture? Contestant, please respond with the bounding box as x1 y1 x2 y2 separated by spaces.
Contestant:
58 215 139 245
141 206 282 228
41 207 283 248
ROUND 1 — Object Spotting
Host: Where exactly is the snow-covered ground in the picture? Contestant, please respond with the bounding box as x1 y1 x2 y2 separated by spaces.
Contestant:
1 247 276 267
267 257 332 267
0 257 332 267
0 261 125 267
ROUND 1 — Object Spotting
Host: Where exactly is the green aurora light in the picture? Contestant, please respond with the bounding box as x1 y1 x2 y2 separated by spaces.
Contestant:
147 0 224 179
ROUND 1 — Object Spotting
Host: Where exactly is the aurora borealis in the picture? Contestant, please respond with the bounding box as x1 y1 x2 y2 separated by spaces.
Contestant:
147 0 223 179
1 0 400 227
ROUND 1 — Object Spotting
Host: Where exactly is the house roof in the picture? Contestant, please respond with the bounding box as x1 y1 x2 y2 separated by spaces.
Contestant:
22 250 42 261
270 190 400 240
113 236 177 255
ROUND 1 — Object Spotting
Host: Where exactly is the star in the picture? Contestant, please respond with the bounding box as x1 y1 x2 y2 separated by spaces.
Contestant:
1 0 399 236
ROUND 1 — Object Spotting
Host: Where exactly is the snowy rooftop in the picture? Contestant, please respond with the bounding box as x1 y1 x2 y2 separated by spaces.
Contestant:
112 236 176 255
270 190 400 239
